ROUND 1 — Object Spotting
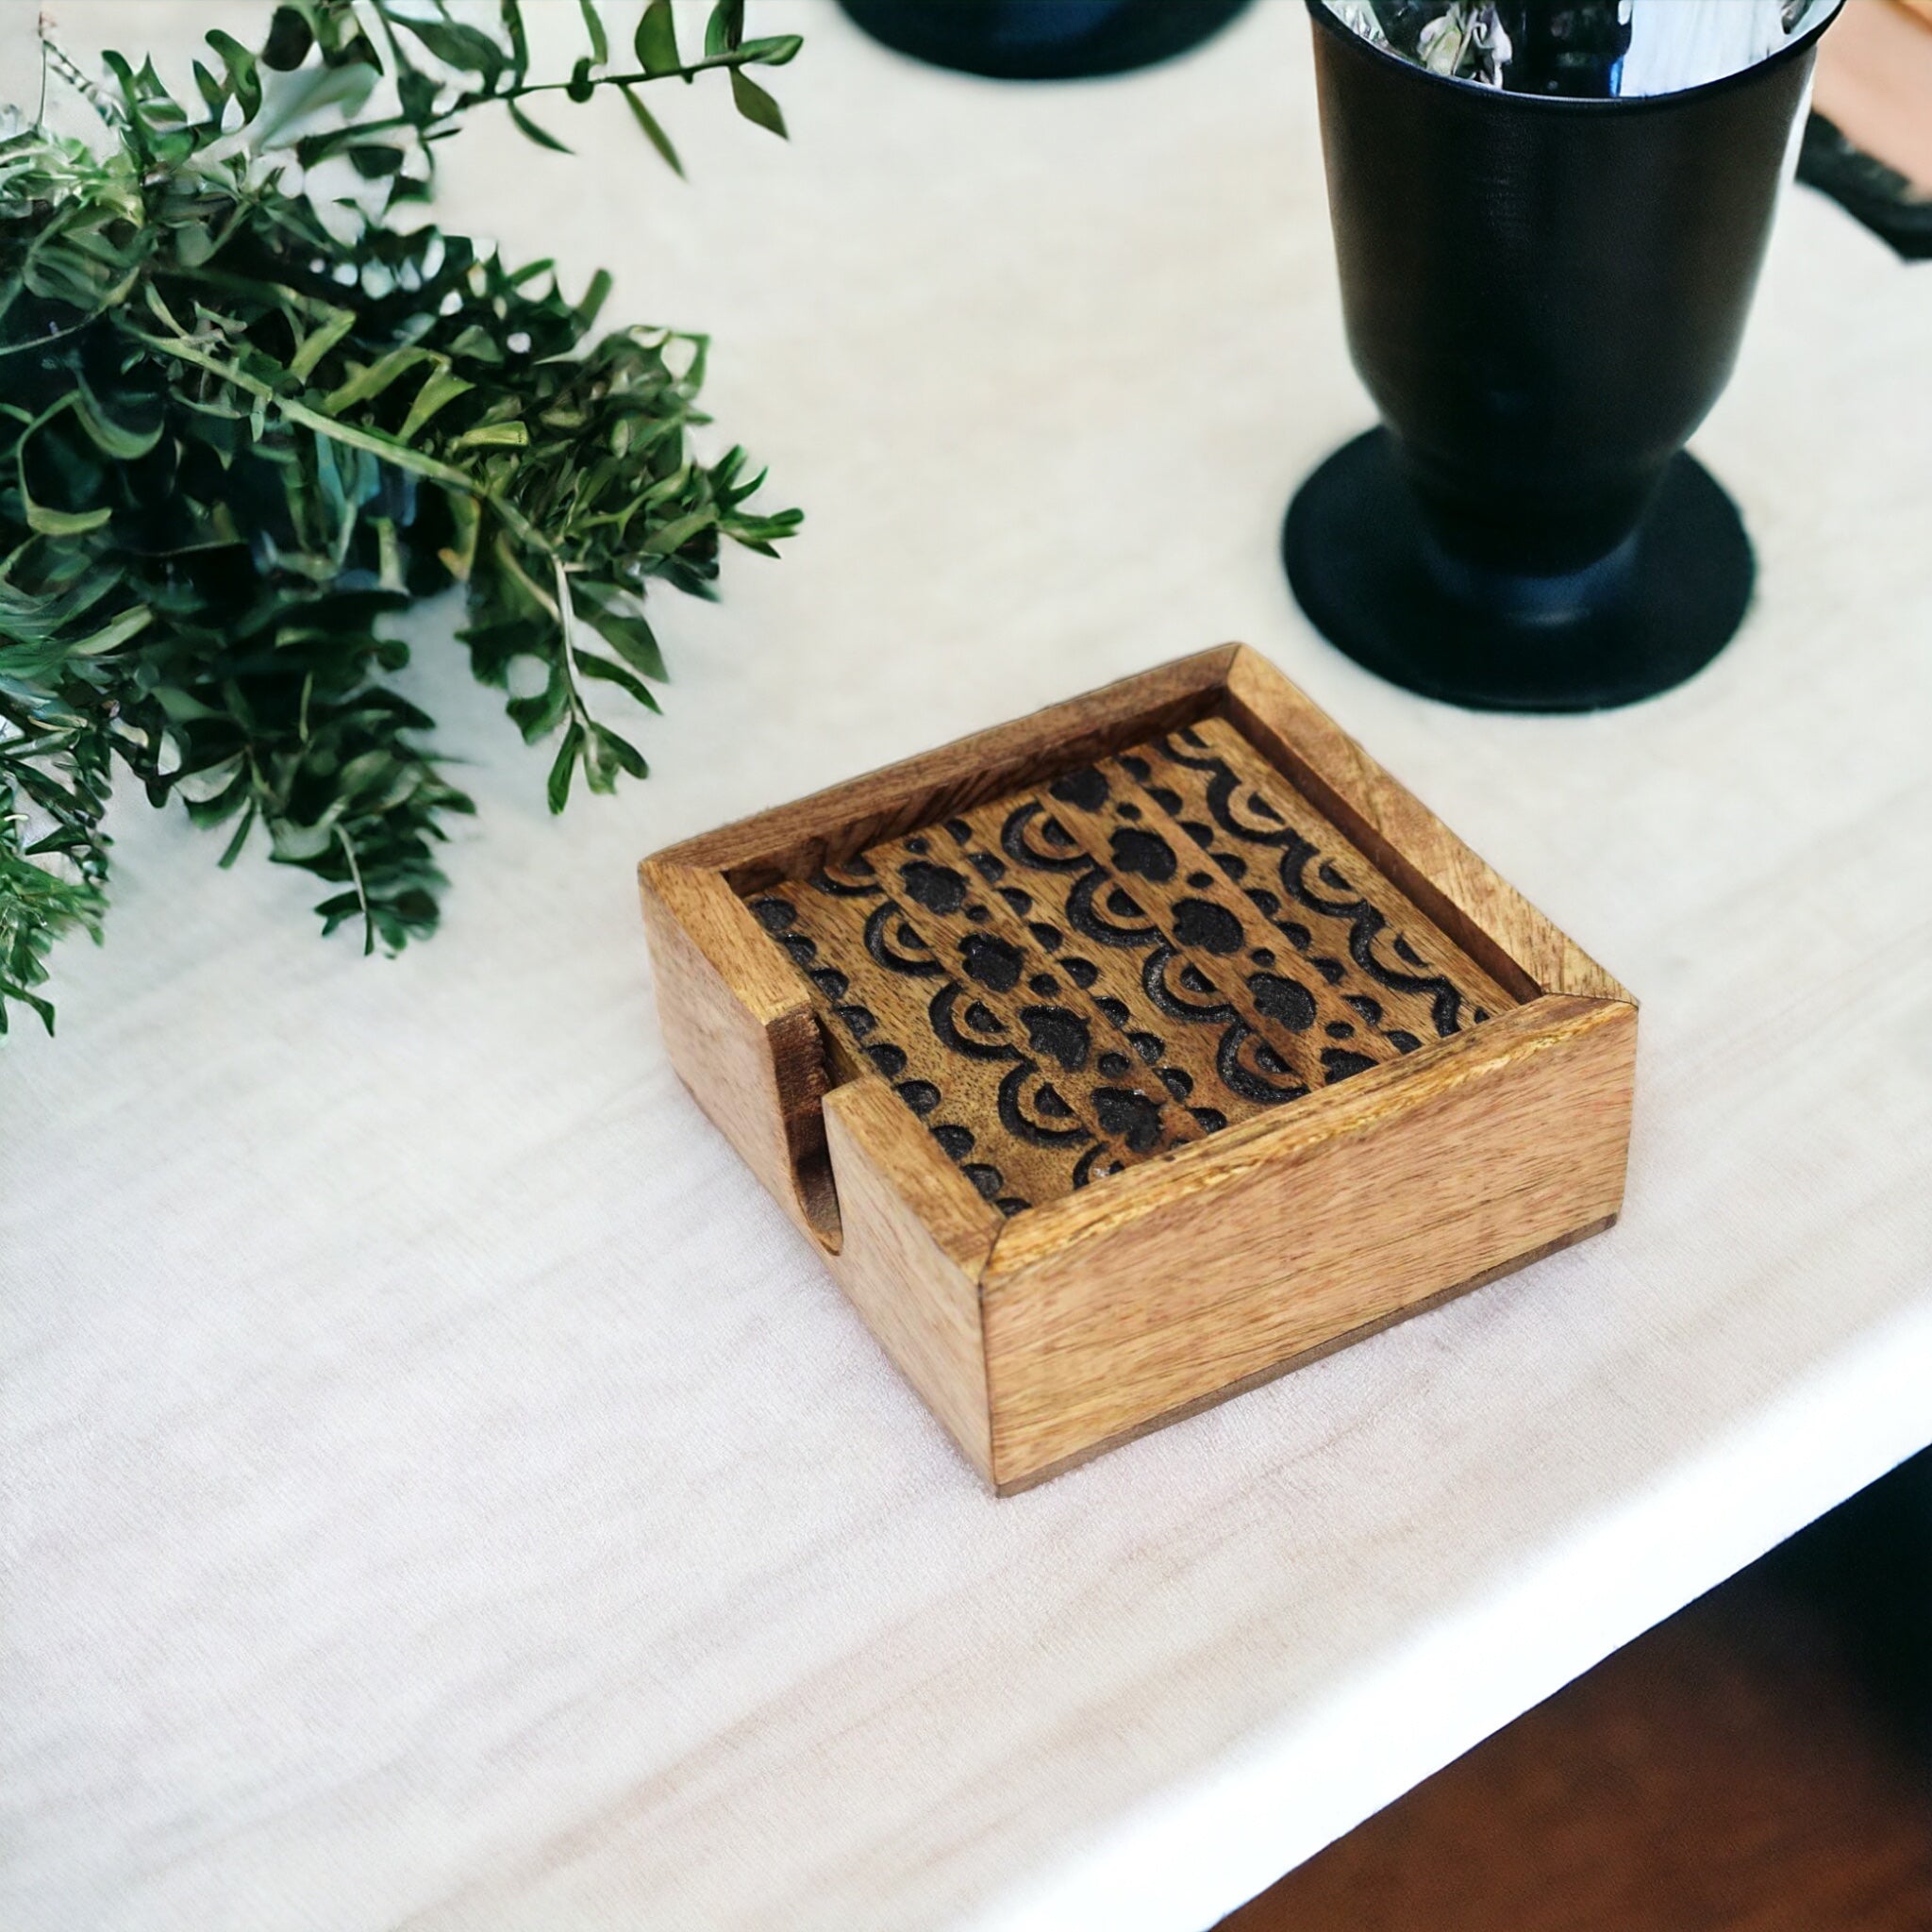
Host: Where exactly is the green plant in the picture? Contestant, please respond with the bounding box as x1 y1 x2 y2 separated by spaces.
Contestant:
0 0 802 1036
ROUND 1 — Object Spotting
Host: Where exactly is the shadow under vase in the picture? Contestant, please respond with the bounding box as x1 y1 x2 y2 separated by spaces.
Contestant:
1285 429 1754 713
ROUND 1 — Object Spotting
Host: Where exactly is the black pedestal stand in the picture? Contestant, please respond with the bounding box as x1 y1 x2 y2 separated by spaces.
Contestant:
1290 0 1834 714
1284 430 1755 713
837 0 1253 81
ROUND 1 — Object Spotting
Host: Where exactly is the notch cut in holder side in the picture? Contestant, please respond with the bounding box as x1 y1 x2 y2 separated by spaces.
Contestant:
639 857 843 1249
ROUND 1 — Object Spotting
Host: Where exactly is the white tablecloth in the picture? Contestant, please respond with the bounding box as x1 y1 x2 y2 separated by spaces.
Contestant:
5 5 1929 1928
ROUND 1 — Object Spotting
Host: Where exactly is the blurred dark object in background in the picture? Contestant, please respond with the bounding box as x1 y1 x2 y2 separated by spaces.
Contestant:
1801 0 1932 258
1494 0 1633 97
1222 1448 1932 1930
1801 119 1932 260
836 0 1253 80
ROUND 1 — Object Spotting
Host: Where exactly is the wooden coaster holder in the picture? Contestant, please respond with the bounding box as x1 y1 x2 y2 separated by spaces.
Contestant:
639 647 1636 1492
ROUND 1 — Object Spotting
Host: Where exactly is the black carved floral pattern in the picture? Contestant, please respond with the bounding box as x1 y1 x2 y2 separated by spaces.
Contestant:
744 715 1507 1214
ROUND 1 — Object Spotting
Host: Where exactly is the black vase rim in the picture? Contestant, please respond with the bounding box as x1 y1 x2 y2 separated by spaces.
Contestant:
1303 0 1840 114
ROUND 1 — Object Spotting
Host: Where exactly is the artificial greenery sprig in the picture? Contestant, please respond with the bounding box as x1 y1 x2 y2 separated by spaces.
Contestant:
0 0 801 1036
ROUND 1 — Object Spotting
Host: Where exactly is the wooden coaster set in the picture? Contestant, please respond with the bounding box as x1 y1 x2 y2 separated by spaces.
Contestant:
640 648 1637 1492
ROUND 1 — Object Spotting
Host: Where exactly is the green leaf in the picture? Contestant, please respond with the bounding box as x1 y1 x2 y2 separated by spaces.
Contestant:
568 57 596 102
740 34 804 66
24 499 112 539
507 99 572 154
592 723 648 780
218 803 257 868
345 142 407 177
204 28 263 119
500 0 532 80
288 306 358 383
75 378 164 460
547 724 584 813
398 366 474 442
393 15 508 85
575 268 614 329
575 650 662 712
728 66 787 139
507 682 568 742
634 0 680 75
192 59 227 120
397 66 439 125
152 687 224 724
321 346 435 414
578 600 668 681
63 606 153 658
441 490 482 582
0 981 57 1036
639 508 716 557
577 0 609 65
260 8 314 73
621 87 683 176
707 2 746 58
454 421 529 448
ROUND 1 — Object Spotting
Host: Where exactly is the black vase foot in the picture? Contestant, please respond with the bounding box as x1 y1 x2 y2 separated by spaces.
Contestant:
837 0 1253 81
1283 430 1755 713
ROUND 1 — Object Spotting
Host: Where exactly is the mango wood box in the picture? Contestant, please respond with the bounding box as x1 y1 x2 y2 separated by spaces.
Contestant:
639 647 1636 1493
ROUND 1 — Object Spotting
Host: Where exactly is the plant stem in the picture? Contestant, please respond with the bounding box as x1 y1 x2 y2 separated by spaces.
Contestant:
551 557 591 727
325 48 779 153
334 822 375 956
125 322 557 558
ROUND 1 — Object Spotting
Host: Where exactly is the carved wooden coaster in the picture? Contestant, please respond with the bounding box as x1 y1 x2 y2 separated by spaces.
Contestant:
640 647 1636 1492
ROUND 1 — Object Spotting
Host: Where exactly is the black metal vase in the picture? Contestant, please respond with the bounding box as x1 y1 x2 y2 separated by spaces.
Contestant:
1285 1 1837 712
839 0 1254 82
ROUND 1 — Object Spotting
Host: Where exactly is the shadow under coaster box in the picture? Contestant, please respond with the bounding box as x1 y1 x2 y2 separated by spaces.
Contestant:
639 647 1636 1493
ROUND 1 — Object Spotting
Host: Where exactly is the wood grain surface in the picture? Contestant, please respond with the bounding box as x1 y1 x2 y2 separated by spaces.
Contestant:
1224 649 1629 1008
642 650 1636 1490
639 858 840 1245
819 1077 1003 1480
708 656 1558 1223
658 646 1241 889
980 996 1634 1489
